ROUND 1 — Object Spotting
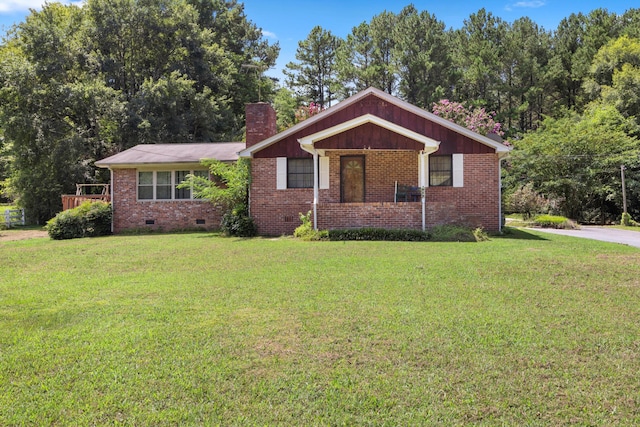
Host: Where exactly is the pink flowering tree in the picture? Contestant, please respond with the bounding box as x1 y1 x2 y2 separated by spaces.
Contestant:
431 99 504 138
294 102 323 123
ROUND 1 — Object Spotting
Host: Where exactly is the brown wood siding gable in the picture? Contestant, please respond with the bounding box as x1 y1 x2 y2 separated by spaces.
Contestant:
254 93 494 158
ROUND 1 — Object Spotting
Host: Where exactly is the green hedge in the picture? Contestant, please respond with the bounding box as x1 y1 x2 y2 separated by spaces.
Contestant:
532 214 577 229
46 201 112 240
328 228 431 242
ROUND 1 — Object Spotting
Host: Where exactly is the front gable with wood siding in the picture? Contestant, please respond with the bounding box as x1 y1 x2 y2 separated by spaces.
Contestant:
241 87 509 236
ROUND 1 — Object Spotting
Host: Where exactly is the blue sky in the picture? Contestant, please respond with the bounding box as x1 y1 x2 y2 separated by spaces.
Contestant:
0 0 635 80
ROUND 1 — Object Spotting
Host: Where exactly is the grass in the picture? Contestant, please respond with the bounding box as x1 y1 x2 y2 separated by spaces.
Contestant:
1 231 639 425
613 225 640 231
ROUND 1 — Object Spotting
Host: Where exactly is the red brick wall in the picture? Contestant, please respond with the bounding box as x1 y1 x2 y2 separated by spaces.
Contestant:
318 202 422 230
111 169 222 233
249 152 501 235
249 158 313 235
324 150 418 203
425 153 501 231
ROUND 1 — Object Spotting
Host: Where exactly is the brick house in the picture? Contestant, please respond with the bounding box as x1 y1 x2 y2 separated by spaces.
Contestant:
240 87 510 235
95 143 244 233
96 87 509 234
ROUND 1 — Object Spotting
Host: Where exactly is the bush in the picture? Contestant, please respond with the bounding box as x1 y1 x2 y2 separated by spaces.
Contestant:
46 201 112 240
505 183 549 219
328 228 431 242
621 212 639 227
532 214 577 229
293 211 328 241
428 225 479 242
221 207 256 237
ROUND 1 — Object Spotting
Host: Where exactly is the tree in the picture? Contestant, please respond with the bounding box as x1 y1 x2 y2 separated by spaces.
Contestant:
548 10 620 113
499 17 553 133
452 9 507 112
431 99 504 137
394 5 453 108
367 10 399 95
584 35 640 121
506 105 640 222
273 87 299 131
180 157 256 236
336 21 376 97
285 26 340 108
0 0 278 223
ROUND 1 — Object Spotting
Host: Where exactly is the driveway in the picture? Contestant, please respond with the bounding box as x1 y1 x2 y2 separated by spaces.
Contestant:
526 226 640 249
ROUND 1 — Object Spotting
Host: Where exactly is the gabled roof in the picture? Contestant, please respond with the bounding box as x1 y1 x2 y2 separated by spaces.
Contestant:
96 142 245 168
239 87 510 158
298 114 440 155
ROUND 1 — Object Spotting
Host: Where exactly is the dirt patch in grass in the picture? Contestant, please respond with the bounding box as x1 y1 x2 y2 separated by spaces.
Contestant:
0 229 48 242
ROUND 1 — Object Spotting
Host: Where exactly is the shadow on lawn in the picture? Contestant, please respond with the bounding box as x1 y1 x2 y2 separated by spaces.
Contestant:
496 226 548 241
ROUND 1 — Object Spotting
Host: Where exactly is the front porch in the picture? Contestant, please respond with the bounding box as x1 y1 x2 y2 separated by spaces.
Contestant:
317 201 423 230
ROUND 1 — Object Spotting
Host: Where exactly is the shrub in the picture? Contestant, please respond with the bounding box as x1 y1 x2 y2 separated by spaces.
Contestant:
327 228 431 242
221 207 256 237
428 225 478 242
293 211 328 241
621 212 639 227
532 214 577 229
506 183 549 220
473 227 490 242
46 201 112 240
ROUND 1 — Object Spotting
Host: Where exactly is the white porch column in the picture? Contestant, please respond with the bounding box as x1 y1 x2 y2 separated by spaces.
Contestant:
110 169 114 233
419 151 428 231
313 151 319 231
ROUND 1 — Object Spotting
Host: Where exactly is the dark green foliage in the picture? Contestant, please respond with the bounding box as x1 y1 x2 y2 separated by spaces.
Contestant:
221 208 256 237
46 201 112 240
328 228 431 242
0 0 278 222
326 225 482 242
284 26 340 108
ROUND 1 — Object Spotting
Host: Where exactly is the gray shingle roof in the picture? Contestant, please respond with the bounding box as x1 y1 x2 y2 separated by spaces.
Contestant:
95 142 245 167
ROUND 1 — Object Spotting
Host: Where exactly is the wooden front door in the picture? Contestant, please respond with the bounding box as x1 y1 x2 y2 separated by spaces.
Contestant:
341 155 365 203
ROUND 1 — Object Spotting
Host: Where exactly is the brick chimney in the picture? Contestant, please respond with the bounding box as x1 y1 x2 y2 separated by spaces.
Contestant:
245 103 277 148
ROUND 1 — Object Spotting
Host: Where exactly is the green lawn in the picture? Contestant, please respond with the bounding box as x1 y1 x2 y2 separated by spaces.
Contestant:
1 230 639 425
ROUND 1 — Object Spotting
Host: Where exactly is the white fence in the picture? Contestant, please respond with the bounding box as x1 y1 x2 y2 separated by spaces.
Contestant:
4 209 25 227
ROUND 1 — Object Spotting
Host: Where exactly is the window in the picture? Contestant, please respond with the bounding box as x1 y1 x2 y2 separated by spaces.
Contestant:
137 170 208 200
175 171 191 199
429 155 452 187
138 171 154 199
287 158 313 188
156 171 172 199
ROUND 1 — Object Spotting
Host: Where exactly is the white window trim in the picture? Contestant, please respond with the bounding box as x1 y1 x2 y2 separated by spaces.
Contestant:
137 169 208 201
277 156 330 190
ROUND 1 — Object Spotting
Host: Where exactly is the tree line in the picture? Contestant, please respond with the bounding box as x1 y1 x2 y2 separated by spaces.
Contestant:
1 2 639 224
0 0 278 223
282 5 640 223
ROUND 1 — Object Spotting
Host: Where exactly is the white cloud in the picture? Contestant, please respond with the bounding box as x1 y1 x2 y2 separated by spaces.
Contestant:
262 30 277 40
508 0 546 9
0 0 83 14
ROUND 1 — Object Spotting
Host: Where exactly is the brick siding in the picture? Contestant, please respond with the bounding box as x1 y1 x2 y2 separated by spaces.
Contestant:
111 169 222 233
249 151 501 235
245 103 277 147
